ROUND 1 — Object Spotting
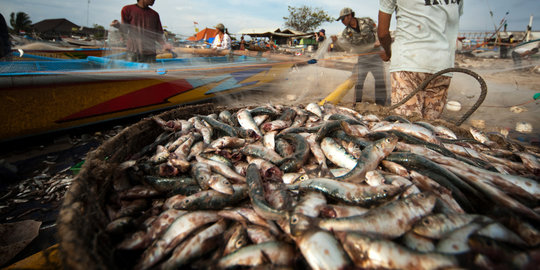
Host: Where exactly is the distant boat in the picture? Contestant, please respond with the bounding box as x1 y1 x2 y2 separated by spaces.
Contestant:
62 37 105 47
512 38 540 52
11 47 114 61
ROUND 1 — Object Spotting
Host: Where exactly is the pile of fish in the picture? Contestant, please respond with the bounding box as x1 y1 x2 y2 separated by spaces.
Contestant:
0 170 73 221
104 103 540 270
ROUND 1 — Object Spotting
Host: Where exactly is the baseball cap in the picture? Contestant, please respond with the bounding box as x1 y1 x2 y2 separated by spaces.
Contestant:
336 7 353 21
215 23 225 31
319 29 325 33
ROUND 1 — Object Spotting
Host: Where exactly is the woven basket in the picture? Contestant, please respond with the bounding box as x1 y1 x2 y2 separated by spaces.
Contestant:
57 103 217 269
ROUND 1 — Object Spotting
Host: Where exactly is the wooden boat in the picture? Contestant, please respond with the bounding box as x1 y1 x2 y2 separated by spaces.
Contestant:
0 52 301 142
511 38 540 53
11 47 115 61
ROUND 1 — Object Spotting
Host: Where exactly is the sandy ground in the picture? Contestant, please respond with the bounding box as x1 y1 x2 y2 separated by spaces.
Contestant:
216 52 540 146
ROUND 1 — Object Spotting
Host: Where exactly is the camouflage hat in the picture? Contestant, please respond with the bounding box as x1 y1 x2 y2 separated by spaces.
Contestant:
336 7 353 21
215 23 225 31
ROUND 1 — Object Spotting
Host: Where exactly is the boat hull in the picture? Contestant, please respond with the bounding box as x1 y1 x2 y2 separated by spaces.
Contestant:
11 48 115 61
0 57 293 141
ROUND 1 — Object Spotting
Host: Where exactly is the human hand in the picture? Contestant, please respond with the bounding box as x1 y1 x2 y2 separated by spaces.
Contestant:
379 50 390 61
162 43 173 51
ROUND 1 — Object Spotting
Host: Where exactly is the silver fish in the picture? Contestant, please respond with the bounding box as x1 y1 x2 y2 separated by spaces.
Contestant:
161 219 227 269
217 241 296 268
436 222 485 254
318 192 436 238
293 178 401 206
413 213 484 239
372 122 440 145
336 231 458 270
135 211 220 270
237 109 263 137
296 230 351 270
223 222 249 256
320 137 357 170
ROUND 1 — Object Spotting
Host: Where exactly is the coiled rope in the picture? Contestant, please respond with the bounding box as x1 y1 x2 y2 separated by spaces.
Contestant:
387 67 488 126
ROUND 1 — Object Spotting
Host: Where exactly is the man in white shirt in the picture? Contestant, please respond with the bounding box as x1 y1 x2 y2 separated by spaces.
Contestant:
212 23 231 50
378 0 464 120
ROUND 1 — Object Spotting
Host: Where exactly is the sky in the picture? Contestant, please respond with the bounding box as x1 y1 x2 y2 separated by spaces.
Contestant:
0 0 538 38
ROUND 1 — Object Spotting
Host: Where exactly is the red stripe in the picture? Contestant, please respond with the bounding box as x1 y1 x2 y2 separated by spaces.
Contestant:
58 79 193 122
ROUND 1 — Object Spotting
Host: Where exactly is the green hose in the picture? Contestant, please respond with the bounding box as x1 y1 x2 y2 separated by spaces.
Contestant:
388 67 488 126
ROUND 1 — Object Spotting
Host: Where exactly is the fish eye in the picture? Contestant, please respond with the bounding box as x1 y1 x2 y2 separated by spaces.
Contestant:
184 199 190 204
223 180 231 185
290 215 298 224
236 240 244 247
423 219 431 225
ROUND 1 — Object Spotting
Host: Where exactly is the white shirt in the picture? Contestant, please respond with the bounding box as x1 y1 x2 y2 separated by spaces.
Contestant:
380 0 464 74
211 33 231 50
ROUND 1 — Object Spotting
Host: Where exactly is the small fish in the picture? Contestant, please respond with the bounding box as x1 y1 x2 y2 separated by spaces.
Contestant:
161 219 228 269
305 102 323 118
436 221 486 254
217 241 296 268
135 211 220 270
401 231 436 253
237 109 263 137
295 230 351 270
196 155 246 183
318 192 436 238
320 204 369 218
292 178 401 207
336 231 458 270
320 137 357 170
289 191 326 236
172 184 247 210
246 163 287 220
336 136 398 182
246 225 276 244
412 213 486 239
223 222 249 256
469 127 497 147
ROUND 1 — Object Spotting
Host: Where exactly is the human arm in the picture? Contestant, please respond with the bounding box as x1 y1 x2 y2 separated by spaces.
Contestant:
377 11 392 61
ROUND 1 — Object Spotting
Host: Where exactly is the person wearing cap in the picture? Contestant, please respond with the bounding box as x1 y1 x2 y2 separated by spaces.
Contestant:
212 23 231 50
332 7 387 106
315 29 326 43
112 0 172 63
378 0 464 120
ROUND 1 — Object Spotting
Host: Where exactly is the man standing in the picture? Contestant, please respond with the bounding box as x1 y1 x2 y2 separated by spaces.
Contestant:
211 23 231 50
332 7 387 106
0 13 11 61
316 29 326 43
378 0 463 120
113 0 171 63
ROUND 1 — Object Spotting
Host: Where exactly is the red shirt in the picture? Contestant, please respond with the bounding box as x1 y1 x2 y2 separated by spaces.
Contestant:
121 4 164 54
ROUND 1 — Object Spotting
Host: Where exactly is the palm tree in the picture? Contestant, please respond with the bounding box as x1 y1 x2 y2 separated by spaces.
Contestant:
9 12 32 34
